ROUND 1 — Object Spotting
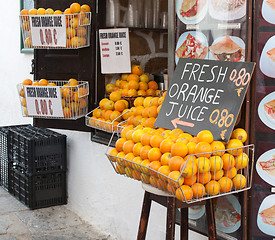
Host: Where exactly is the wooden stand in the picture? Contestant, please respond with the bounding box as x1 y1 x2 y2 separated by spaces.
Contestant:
137 189 217 240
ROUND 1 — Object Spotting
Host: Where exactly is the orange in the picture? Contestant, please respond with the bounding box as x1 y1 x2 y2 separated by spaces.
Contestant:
232 174 246 189
139 82 148 91
148 81 158 90
145 117 156 128
148 106 158 118
22 79 32 85
205 180 220 196
132 170 141 180
63 107 72 118
121 74 129 81
128 80 139 90
196 157 210 173
134 97 145 107
78 98 87 108
146 89 156 96
181 160 197 178
140 173 149 183
226 139 243 156
116 164 126 174
169 156 184 171
140 132 153 146
132 65 143 75
109 91 121 102
235 152 248 170
187 142 196 155
37 8 46 15
170 128 184 136
219 177 233 193
197 172 211 184
159 139 174 154
160 152 172 166
138 90 146 96
161 130 171 138
45 8 54 14
148 148 162 162
125 167 133 178
211 169 224 180
48 82 57 86
125 152 135 163
123 140 135 154
54 10 63 15
114 100 126 112
33 82 39 86
209 156 223 172
184 175 197 186
19 88 25 97
167 183 177 195
222 153 235 170
38 79 48 86
117 152 126 166
126 129 134 140
194 142 212 158
128 89 138 97
132 115 142 126
175 185 193 202
106 83 115 93
133 106 144 116
110 111 122 122
99 98 109 109
115 138 127 152
81 4 91 12
122 109 131 120
20 9 29 15
132 129 145 143
21 98 26 107
210 141 225 156
192 183 205 198
24 37 32 48
190 137 199 144
158 165 171 181
67 27 76 38
224 167 237 179
22 21 30 31
142 107 149 118
156 179 167 191
179 132 193 141
70 2 81 13
140 159 150 174
231 128 247 143
150 97 159 106
140 145 152 160
149 160 162 173
149 176 158 188
127 74 139 82
150 134 164 148
103 100 114 110
171 142 188 158
197 130 214 143
168 171 184 187
140 74 150 83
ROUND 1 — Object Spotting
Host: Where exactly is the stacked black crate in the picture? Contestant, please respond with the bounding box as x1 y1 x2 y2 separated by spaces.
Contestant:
8 125 67 209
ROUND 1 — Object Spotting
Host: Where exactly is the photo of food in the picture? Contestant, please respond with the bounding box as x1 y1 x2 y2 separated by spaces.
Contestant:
209 35 245 62
176 0 208 24
209 0 246 21
257 194 275 236
256 149 275 186
262 0 275 25
213 195 241 233
189 205 205 220
258 91 275 130
175 31 208 64
259 36 275 78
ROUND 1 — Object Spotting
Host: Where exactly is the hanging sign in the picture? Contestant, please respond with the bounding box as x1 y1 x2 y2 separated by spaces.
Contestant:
99 28 131 74
155 58 255 142
30 15 66 47
24 85 64 117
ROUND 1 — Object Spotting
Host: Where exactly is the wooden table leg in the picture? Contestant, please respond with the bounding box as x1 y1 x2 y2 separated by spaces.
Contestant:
166 197 176 240
205 199 216 240
180 207 188 240
137 191 152 240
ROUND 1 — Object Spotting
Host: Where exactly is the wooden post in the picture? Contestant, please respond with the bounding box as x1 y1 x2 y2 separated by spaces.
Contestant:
166 196 176 240
205 199 217 240
181 207 188 239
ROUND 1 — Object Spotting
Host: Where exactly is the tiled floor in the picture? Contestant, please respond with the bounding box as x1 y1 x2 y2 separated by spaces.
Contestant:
0 187 112 240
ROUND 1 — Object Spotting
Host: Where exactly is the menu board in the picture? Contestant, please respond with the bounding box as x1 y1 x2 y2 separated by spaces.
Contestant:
252 0 275 239
174 0 249 238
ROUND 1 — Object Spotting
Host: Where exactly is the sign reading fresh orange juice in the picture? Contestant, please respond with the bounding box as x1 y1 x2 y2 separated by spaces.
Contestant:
155 58 255 142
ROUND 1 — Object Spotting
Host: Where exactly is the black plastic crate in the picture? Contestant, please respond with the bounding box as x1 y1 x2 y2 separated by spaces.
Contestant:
0 125 30 190
8 127 67 175
9 166 67 209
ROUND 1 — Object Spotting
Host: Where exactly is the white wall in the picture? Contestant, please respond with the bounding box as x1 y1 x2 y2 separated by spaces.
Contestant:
0 2 207 240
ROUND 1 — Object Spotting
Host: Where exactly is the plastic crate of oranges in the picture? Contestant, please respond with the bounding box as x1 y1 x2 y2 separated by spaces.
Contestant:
18 78 89 120
106 127 254 204
19 3 91 49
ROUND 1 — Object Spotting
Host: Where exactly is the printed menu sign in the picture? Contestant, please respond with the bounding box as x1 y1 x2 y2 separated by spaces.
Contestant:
24 85 64 117
99 28 131 74
155 58 255 142
30 15 66 47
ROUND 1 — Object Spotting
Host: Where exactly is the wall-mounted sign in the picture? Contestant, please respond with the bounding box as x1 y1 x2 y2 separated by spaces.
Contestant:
155 58 255 142
99 28 131 74
30 15 66 47
24 85 64 117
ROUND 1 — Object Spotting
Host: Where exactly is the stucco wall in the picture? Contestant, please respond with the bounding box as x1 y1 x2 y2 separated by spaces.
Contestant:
0 2 207 239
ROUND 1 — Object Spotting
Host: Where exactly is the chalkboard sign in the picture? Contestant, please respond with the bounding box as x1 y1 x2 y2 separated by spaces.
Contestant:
155 58 255 142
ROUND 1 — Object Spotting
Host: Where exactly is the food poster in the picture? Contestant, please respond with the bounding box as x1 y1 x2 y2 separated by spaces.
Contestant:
174 0 248 238
252 0 275 239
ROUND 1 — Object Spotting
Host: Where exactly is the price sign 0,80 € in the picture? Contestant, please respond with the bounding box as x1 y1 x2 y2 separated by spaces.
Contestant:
24 86 64 118
30 15 66 47
155 58 255 142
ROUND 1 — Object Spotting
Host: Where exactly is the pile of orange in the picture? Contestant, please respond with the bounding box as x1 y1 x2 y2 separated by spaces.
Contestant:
105 65 161 97
116 92 166 129
19 78 88 118
88 92 130 132
20 3 91 48
108 127 249 202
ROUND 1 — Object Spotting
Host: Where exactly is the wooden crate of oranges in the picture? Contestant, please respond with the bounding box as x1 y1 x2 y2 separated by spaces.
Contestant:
106 127 254 204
